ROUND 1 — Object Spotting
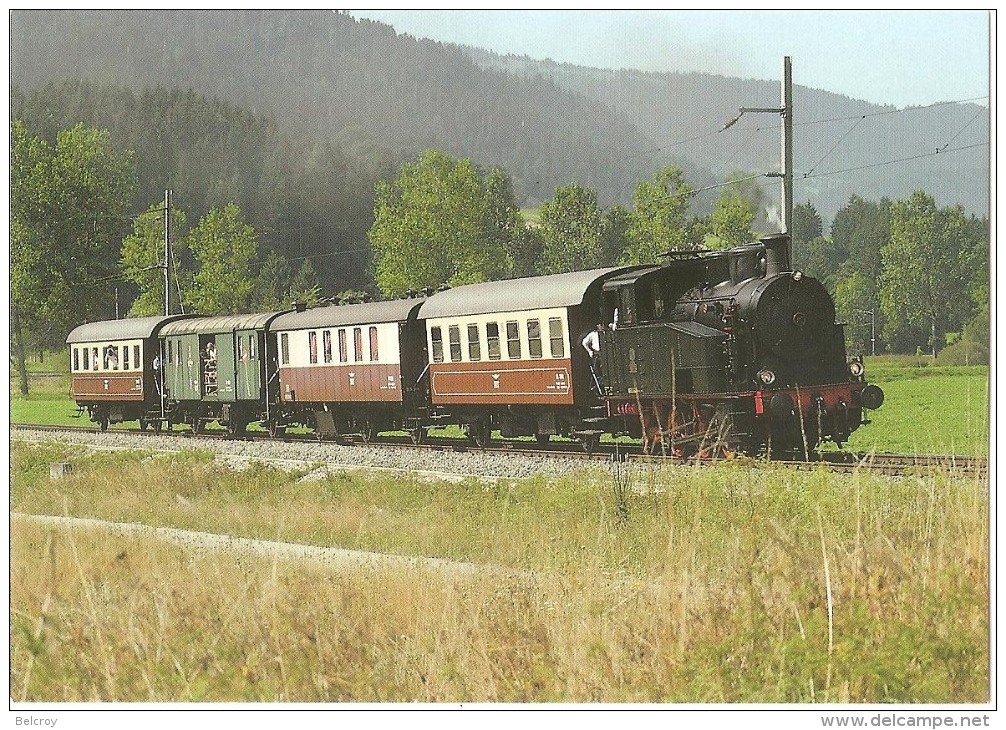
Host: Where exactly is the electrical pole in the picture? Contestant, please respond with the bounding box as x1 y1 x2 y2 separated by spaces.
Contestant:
781 56 793 239
164 189 172 316
721 55 794 259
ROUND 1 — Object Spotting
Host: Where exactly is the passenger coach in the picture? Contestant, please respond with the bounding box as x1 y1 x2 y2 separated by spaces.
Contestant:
273 298 428 441
417 268 645 448
66 314 192 431
160 312 284 435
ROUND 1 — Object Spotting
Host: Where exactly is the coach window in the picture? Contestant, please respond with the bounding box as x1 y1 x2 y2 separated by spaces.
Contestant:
548 318 565 358
449 325 462 362
338 329 348 363
72 348 80 372
92 347 99 371
369 327 379 361
134 345 141 370
280 333 290 365
82 347 89 371
527 319 543 359
167 340 173 366
104 345 119 370
249 335 256 360
323 330 333 363
237 336 245 362
353 327 363 362
506 320 521 359
430 327 444 363
467 324 481 361
486 322 501 360
123 345 130 370
309 331 319 364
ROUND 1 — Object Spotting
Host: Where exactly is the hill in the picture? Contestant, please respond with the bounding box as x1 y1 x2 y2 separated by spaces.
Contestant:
10 9 989 224
463 48 990 223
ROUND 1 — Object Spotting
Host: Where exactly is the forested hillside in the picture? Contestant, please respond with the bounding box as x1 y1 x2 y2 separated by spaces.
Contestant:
11 81 392 296
463 48 990 223
10 10 988 221
10 9 989 364
10 9 656 209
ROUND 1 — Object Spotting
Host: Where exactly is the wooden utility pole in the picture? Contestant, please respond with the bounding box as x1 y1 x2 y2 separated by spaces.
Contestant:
164 189 172 316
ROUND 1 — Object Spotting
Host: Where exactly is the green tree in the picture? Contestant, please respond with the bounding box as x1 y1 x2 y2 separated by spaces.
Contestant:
705 183 757 249
369 150 513 296
791 201 823 248
186 203 259 315
11 120 135 393
482 167 529 277
287 258 323 308
601 204 632 267
538 183 607 274
621 165 693 264
120 202 189 316
879 191 980 355
834 272 878 355
793 235 848 291
825 195 892 349
253 250 294 311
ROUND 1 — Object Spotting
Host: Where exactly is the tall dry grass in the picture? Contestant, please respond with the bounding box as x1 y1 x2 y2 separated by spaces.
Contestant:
10 442 989 702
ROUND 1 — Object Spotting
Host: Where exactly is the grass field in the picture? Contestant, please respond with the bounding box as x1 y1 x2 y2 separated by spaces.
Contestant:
11 358 990 456
843 363 988 456
9 439 989 703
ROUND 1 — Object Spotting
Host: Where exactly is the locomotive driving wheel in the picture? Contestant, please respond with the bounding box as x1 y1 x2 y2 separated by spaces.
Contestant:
645 402 740 460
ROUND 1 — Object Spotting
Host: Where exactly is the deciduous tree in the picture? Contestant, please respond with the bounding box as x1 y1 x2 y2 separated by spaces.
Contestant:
620 165 693 264
120 202 189 316
879 191 981 355
538 184 606 274
369 150 518 296
186 203 259 314
11 120 135 393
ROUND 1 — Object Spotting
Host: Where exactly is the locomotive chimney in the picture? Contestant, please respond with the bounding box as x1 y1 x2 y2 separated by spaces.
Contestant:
761 233 791 277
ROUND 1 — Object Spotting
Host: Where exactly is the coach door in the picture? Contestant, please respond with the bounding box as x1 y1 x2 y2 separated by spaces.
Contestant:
234 329 262 401
165 334 201 401
212 332 237 402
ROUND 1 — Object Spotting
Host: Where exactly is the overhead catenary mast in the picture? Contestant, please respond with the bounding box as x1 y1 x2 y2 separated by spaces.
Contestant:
721 56 794 260
781 55 793 242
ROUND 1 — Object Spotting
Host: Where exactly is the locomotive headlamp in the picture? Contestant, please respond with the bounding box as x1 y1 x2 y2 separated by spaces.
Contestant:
792 271 803 281
757 368 776 386
848 359 865 377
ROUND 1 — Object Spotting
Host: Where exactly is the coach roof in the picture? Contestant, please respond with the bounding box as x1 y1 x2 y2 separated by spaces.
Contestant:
160 312 283 336
418 267 648 319
66 314 198 344
272 298 425 330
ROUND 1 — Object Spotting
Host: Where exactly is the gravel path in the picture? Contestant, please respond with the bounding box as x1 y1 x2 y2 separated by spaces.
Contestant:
11 512 498 578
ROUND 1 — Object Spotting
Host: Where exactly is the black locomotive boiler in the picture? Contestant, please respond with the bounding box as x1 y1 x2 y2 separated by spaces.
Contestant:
599 233 884 456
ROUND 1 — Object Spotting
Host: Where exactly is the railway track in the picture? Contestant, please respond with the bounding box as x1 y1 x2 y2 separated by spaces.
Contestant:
11 422 988 478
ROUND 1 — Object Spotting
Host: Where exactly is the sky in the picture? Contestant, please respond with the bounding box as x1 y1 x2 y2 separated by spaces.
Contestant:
347 10 991 109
